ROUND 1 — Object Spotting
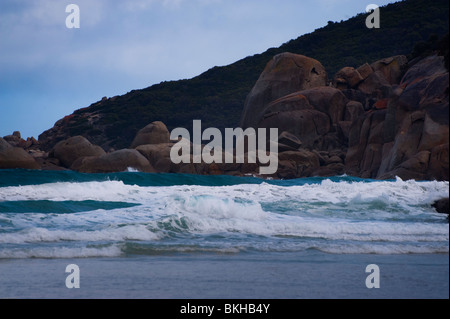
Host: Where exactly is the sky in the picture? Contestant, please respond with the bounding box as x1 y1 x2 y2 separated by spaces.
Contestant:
0 0 395 139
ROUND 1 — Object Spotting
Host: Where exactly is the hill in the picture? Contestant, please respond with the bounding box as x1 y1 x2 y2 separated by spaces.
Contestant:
38 0 449 151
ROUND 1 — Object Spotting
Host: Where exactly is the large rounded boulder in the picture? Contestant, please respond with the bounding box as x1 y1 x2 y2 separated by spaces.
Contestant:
240 52 327 129
0 137 40 170
257 86 348 150
130 121 170 148
51 136 106 168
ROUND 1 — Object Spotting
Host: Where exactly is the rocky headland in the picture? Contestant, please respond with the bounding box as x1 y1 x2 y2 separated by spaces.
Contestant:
2 46 448 181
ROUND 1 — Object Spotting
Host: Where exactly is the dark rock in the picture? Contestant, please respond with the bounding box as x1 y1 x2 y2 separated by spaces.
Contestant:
240 52 327 129
345 110 386 178
360 143 383 178
277 160 298 179
345 101 365 122
398 55 448 112
377 167 427 181
51 136 106 168
399 150 430 172
177 162 197 175
356 63 374 81
428 144 449 181
370 55 408 85
0 137 40 170
344 51 449 182
240 153 260 175
278 150 320 177
278 131 302 151
136 143 173 166
258 109 330 150
383 91 402 144
24 137 40 150
401 55 447 87
341 89 368 109
418 112 449 152
333 67 364 89
432 198 449 215
312 163 345 177
337 121 351 141
357 70 392 99
153 157 173 173
264 92 313 114
71 149 155 173
135 142 197 174
257 86 349 152
130 121 170 148
325 155 343 165
35 157 69 171
3 134 26 148
300 86 348 126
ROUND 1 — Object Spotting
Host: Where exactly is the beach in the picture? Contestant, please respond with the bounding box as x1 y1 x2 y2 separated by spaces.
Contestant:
1 251 448 299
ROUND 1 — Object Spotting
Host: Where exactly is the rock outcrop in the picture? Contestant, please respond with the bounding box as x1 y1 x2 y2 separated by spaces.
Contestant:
348 54 449 180
432 198 449 215
70 149 155 173
130 121 170 148
135 143 174 172
2 45 448 182
240 53 327 130
0 137 40 170
50 136 106 168
257 86 348 152
2 131 26 148
239 49 449 180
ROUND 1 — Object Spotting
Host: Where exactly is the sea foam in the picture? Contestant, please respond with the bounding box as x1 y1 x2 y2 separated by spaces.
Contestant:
0 176 448 257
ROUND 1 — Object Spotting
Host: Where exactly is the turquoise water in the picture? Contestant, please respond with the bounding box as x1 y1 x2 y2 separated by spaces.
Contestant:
0 169 448 298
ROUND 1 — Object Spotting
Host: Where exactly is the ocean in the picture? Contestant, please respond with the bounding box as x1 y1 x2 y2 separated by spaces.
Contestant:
0 169 448 300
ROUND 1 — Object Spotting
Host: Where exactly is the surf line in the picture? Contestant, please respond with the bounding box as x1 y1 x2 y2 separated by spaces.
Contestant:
170 120 279 175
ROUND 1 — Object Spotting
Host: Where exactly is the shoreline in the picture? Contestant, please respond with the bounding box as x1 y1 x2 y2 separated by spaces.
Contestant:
0 251 448 299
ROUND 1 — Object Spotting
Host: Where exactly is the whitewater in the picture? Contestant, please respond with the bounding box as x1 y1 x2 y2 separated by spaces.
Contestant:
0 169 448 298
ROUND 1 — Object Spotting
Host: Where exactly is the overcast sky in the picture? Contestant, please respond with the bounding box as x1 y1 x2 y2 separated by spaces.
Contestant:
0 0 395 139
